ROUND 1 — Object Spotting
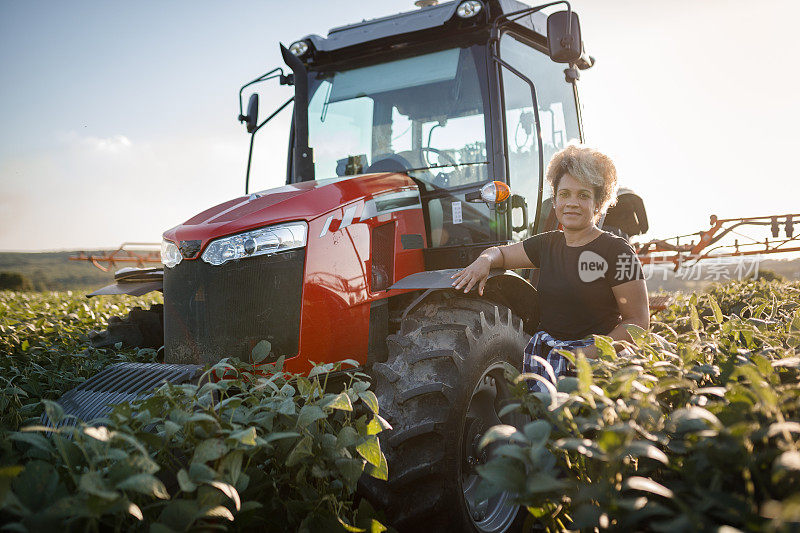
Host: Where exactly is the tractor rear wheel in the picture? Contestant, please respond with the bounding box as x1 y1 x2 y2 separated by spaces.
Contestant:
362 294 531 532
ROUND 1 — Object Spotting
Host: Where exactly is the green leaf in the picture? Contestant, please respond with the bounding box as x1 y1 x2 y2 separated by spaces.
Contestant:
308 363 335 379
205 505 235 521
251 340 272 364
156 498 201 531
623 476 674 499
523 420 551 446
176 469 197 493
625 324 648 347
336 457 366 485
478 424 526 450
228 427 257 446
556 376 580 393
12 460 59 512
498 402 521 418
42 399 64 424
358 391 380 414
337 517 366 532
128 502 144 521
262 431 301 444
708 295 724 323
577 353 592 394
192 438 228 464
554 438 608 460
286 435 313 467
593 334 616 358
623 441 669 465
667 407 722 434
9 431 53 454
356 435 382 468
364 451 388 481
525 472 567 494
79 471 120 500
477 457 526 492
689 304 701 332
163 420 182 437
0 465 23 503
767 422 800 438
337 426 359 449
324 392 353 412
366 414 392 435
117 473 170 500
297 405 326 428
188 463 217 483
208 480 241 511
218 450 243 486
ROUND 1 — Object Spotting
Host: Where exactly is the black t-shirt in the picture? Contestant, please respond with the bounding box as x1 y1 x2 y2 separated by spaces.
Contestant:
522 230 644 340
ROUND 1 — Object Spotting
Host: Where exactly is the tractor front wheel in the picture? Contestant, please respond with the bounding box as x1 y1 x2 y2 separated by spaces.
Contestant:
88 304 164 350
363 294 531 532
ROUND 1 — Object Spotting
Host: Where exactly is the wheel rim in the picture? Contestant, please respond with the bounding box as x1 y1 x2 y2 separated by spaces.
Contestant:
461 363 520 533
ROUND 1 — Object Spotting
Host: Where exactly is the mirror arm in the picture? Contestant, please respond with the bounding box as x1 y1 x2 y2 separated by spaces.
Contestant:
491 1 572 36
245 96 295 195
238 68 285 118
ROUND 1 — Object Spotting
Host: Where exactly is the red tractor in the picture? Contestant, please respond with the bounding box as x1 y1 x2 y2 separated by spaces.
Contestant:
61 1 650 530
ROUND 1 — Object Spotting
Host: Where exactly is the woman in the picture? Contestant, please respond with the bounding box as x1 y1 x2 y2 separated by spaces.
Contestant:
451 144 649 390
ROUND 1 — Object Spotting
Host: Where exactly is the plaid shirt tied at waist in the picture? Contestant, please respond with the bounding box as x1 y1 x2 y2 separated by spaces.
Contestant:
523 330 594 393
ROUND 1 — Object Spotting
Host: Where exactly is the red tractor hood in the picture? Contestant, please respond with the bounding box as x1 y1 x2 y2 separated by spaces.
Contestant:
162 172 417 252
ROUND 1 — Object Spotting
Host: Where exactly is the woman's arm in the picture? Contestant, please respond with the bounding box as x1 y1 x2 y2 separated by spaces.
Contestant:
450 241 534 296
609 279 650 343
578 279 650 358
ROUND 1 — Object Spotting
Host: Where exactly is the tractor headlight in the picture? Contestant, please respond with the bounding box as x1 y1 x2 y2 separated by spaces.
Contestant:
161 240 182 269
201 221 308 266
288 40 309 57
456 0 482 18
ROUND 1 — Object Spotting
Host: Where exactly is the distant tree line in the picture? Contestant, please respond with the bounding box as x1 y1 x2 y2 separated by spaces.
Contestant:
0 272 34 291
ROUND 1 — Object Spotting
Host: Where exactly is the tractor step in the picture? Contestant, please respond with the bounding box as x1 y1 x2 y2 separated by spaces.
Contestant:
44 362 202 429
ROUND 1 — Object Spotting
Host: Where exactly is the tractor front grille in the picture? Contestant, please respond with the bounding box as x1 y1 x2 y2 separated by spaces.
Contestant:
163 249 305 365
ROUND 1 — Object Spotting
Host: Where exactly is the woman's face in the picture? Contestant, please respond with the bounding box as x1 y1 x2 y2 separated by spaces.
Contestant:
554 172 598 230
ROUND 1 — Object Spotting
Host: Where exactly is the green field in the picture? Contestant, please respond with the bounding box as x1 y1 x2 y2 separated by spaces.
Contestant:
0 251 121 291
1 281 799 531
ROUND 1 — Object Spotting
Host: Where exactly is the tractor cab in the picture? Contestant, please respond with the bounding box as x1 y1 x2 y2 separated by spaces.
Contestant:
246 0 593 269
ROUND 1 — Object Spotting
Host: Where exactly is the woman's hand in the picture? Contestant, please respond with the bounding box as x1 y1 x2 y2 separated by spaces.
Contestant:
450 243 534 296
451 255 493 296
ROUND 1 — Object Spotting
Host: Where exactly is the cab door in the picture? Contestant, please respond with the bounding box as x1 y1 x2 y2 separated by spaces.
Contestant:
498 31 582 240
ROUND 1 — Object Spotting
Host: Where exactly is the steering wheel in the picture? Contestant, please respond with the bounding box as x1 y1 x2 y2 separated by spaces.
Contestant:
421 146 458 168
421 147 460 187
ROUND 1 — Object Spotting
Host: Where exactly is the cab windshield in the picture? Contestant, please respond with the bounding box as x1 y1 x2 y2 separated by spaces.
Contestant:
307 46 488 190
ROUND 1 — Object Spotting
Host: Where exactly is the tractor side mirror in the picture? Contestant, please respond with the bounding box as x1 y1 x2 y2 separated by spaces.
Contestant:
240 93 259 133
547 10 582 63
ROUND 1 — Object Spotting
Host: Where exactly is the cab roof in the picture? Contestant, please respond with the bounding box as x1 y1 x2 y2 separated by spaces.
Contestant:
299 0 547 53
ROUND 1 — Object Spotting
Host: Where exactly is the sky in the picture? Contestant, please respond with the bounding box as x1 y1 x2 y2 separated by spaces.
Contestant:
1 0 798 255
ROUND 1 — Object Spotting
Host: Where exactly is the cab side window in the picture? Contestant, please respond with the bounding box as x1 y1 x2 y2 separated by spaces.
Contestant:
499 33 581 237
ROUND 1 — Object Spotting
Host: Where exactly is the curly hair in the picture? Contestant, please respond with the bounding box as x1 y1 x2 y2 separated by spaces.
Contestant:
546 144 618 217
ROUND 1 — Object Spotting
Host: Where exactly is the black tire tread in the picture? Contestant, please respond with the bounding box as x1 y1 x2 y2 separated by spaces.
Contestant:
361 293 530 532
88 304 164 349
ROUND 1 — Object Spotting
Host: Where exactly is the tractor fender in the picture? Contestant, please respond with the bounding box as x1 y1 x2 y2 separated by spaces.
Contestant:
388 269 539 332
